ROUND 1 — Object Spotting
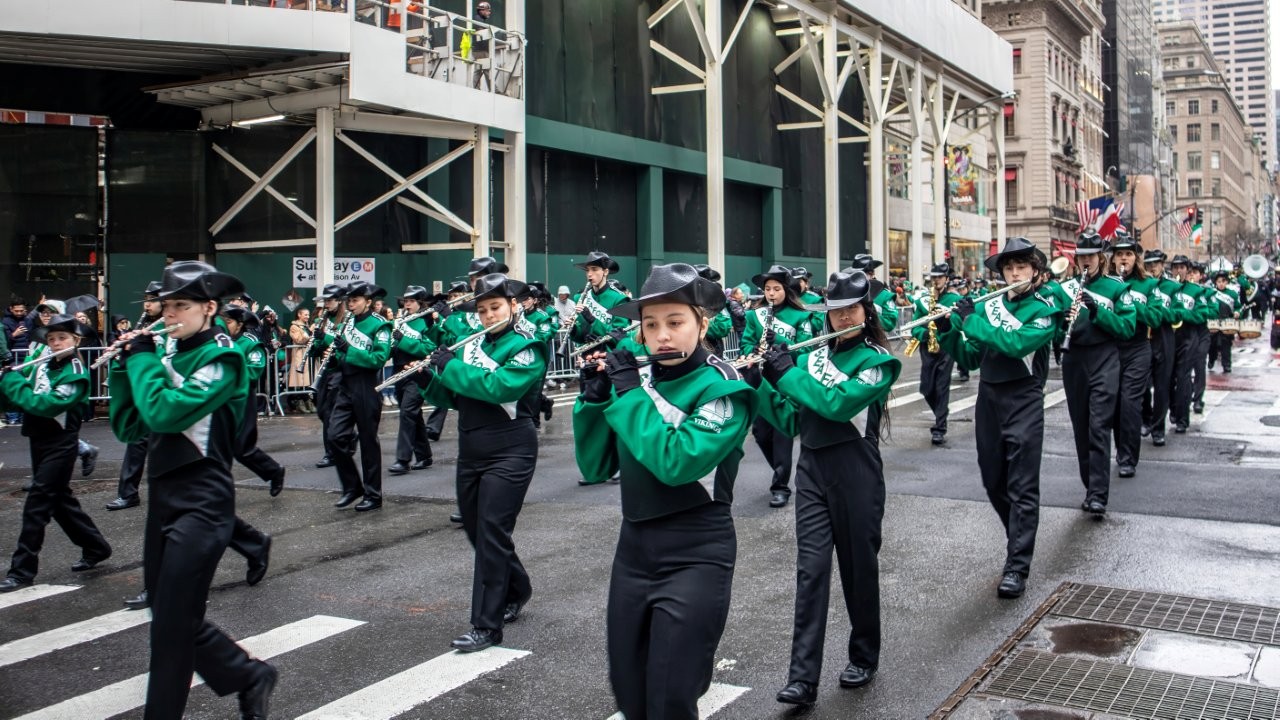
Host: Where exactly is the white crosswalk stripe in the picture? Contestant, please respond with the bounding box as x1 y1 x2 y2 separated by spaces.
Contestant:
0 609 150 669
296 647 530 719
888 392 923 409
13 615 365 720
604 682 750 719
0 584 79 611
1043 388 1067 409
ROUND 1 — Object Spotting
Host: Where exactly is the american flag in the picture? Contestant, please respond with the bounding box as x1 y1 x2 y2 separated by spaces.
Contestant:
1076 198 1097 232
1176 205 1195 240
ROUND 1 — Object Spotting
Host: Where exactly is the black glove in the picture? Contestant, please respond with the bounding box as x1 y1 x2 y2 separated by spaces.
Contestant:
1080 292 1098 317
392 330 404 344
579 307 596 327
761 343 795 386
608 326 629 342
431 300 452 320
120 333 157 363
953 297 976 322
413 360 434 378
311 325 325 341
604 348 642 396
429 346 454 373
741 363 763 389
332 335 350 354
933 313 952 334
579 359 612 403
764 328 777 347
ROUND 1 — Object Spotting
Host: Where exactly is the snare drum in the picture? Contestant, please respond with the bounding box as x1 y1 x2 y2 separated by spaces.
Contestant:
1220 319 1240 335
1207 319 1222 333
1239 319 1262 339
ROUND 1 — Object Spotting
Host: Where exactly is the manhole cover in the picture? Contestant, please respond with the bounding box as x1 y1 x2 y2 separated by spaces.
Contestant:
1261 415 1280 427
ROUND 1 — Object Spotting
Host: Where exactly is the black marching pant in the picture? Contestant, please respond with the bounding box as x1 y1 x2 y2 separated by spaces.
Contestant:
1113 341 1152 470
144 459 258 719
314 369 341 460
1170 326 1196 426
1063 343 1120 505
1210 332 1233 371
752 416 794 496
609 503 735 720
919 350 954 435
227 517 269 562
457 422 536 631
326 370 383 501
789 440 884 684
1191 326 1209 404
974 378 1043 577
1143 326 1175 433
117 437 148 502
7 438 111 583
394 375 432 464
235 396 282 482
425 405 448 439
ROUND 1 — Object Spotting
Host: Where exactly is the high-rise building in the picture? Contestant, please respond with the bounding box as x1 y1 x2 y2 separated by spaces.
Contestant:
1153 0 1274 171
1103 0 1159 246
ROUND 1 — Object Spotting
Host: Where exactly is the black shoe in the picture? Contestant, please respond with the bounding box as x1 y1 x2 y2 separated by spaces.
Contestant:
105 497 140 511
930 431 946 446
71 552 110 572
411 459 432 470
316 456 334 468
1193 402 1204 414
1118 466 1135 478
769 492 790 508
1140 424 1151 437
775 680 817 705
0 576 32 593
354 498 382 512
541 396 554 422
838 663 876 688
268 468 285 497
80 445 99 477
957 374 970 382
1224 368 1232 374
426 432 441 442
577 478 606 486
1152 432 1167 446
246 535 271 586
1081 499 1106 515
450 512 463 524
237 661 278 720
388 462 410 475
503 594 530 624
1174 423 1188 434
997 572 1025 599
334 491 363 508
124 590 150 610
450 627 501 653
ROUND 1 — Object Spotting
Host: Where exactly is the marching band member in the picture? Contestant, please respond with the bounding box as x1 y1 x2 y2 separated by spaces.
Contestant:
1189 262 1214 413
1110 233 1161 480
424 279 474 443
752 270 900 705
696 264 734 356
389 285 435 475
1141 250 1181 447
793 267 822 304
222 306 287 495
1060 232 1136 514
567 251 632 347
519 281 557 427
107 280 163 511
740 264 816 508
847 254 899 331
936 238 1062 599
107 261 277 719
418 273 548 652
573 263 756 720
1207 270 1241 373
1169 256 1211 432
0 315 112 593
327 281 393 511
310 283 348 469
910 263 961 446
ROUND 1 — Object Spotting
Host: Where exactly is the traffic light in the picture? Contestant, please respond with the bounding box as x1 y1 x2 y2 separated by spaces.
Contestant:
1196 208 1204 225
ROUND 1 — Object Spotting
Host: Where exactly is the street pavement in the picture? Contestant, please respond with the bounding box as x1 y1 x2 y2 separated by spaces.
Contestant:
1 334 1279 719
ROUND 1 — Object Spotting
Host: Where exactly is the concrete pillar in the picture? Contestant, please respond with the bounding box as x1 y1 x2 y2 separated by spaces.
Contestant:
473 127 490 258
315 106 335 287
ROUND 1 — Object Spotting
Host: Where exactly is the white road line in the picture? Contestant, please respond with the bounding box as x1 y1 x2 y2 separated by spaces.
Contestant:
0 584 79 611
950 394 980 413
1194 389 1230 424
0 609 150 669
888 392 923 409
604 683 750 720
1043 389 1067 409
296 647 530 719
14 615 365 720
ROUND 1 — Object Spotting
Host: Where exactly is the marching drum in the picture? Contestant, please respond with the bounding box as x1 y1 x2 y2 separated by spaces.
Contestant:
1207 319 1221 333
1239 319 1262 339
1220 319 1240 335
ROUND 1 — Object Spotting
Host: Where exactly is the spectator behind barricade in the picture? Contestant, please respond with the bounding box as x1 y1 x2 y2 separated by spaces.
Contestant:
726 288 746 333
73 311 103 348
107 315 132 345
553 285 574 319
4 296 29 353
287 308 315 413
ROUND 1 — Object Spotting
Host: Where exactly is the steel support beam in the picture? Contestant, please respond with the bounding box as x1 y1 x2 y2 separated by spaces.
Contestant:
473 126 491 258
504 129 527 280
209 129 317 236
704 0 724 273
867 37 887 266
315 107 335 287
822 23 840 277
993 103 1007 249
906 61 927 284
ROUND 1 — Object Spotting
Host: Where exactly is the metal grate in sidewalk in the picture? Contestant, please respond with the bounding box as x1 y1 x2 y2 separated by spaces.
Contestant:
1056 583 1280 646
985 648 1280 720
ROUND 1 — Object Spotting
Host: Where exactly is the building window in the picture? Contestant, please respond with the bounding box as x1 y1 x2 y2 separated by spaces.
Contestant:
1187 151 1202 170
1211 178 1221 196
1186 56 1197 68
1172 152 1178 171
1210 151 1220 170
1004 104 1016 137
1187 99 1200 115
1170 125 1177 141
1188 178 1202 196
1166 100 1176 116
1187 123 1201 142
1005 168 1019 212
1211 123 1220 141
1211 99 1219 113
1012 48 1022 74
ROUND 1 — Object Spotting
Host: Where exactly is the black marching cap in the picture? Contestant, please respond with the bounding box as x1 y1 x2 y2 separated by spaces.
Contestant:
614 263 726 320
1109 230 1142 254
222 305 261 329
984 237 1041 272
927 263 951 277
447 280 471 295
314 283 347 301
472 273 529 302
399 285 433 301
694 264 722 283
345 281 387 299
525 281 549 300
806 270 871 312
850 254 884 272
158 261 245 302
752 264 796 291
573 251 620 273
1074 231 1106 255
791 266 812 280
1143 249 1168 263
143 280 163 298
31 314 88 344
1170 254 1192 266
468 256 510 277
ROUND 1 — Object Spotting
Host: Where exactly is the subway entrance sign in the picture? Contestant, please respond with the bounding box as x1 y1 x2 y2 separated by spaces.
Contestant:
292 257 376 286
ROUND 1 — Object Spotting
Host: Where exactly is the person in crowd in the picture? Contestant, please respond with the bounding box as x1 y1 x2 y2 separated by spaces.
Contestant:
288 307 316 413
